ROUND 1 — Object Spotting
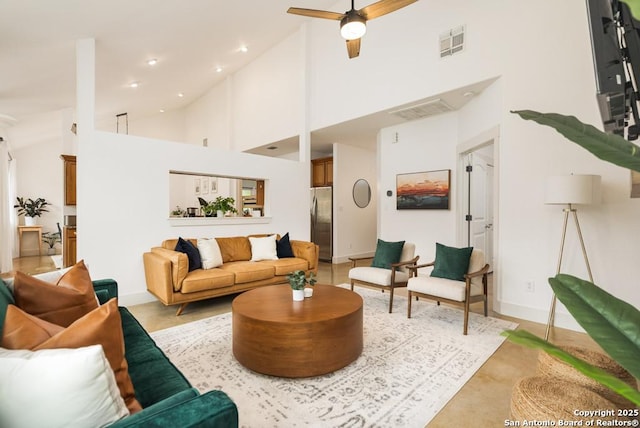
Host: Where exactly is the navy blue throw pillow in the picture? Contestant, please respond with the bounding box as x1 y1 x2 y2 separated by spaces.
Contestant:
276 233 295 258
175 237 202 271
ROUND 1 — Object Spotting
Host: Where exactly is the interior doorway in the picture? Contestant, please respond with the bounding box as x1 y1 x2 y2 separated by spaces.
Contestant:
458 131 498 272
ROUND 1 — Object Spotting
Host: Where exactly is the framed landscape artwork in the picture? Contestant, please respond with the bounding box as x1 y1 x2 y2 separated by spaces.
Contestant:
396 169 451 210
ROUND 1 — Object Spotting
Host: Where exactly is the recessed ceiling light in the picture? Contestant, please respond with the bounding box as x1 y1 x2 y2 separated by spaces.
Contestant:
215 66 223 73
159 109 165 113
267 146 278 150
177 92 184 98
239 45 248 53
129 81 139 88
147 58 158 66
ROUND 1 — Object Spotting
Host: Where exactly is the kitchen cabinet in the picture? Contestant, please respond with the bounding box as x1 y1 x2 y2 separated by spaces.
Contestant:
256 180 265 206
63 227 77 268
61 155 76 205
312 157 333 187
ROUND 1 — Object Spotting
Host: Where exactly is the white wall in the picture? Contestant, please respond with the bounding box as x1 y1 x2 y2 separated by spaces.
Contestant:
184 82 231 149
231 32 303 152
378 113 460 264
333 143 377 262
127 109 186 143
12 132 64 256
77 131 310 304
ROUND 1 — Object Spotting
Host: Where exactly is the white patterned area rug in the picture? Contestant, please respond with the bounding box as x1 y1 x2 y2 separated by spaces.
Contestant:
150 284 517 428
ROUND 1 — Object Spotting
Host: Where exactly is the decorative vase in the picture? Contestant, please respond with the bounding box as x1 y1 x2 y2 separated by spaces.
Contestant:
304 287 313 298
292 289 305 301
217 210 224 218
24 216 36 226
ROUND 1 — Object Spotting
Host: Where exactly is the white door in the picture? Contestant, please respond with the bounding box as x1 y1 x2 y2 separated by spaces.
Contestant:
463 150 494 269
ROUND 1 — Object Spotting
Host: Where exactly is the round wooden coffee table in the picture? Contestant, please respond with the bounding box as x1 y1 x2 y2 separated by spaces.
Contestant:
232 284 363 378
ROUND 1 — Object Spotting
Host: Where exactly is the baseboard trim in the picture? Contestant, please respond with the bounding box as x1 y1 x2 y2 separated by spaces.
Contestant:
119 291 157 307
332 252 375 264
496 300 584 333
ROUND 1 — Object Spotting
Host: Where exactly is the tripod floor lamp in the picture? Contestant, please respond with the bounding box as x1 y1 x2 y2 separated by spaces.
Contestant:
544 174 601 340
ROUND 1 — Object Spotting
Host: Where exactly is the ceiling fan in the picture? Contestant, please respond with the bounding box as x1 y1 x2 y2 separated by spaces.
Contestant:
287 0 418 59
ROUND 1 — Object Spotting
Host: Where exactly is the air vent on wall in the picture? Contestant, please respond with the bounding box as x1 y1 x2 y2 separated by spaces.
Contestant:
440 25 465 58
388 98 453 121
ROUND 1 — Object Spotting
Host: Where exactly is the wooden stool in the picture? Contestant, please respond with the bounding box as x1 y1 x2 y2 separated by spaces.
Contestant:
537 346 637 408
17 225 42 257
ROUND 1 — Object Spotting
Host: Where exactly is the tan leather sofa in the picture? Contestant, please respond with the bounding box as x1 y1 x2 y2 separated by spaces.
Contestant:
143 235 319 315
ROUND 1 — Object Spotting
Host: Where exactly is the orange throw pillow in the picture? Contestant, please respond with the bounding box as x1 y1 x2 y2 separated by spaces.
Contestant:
13 260 98 327
1 299 142 413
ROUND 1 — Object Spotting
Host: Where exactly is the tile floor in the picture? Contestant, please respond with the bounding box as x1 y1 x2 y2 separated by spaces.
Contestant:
6 256 600 427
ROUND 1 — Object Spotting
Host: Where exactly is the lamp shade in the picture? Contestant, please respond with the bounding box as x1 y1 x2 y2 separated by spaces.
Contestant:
545 174 601 205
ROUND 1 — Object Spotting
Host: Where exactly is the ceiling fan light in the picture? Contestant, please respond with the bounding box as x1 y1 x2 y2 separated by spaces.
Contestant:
340 14 366 40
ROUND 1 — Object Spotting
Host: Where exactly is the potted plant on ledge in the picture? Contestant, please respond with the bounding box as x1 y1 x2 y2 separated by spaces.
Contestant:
14 197 50 226
212 196 238 217
287 270 316 301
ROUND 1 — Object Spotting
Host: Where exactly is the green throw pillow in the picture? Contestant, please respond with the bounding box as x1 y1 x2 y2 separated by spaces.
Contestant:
0 278 15 337
371 239 405 270
430 243 473 281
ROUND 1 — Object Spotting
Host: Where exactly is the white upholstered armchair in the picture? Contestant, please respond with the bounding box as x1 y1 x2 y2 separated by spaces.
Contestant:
407 245 489 335
349 241 418 313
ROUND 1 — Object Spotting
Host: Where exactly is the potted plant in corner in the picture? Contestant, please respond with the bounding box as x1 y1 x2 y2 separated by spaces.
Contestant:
14 197 50 226
286 270 316 301
42 231 61 255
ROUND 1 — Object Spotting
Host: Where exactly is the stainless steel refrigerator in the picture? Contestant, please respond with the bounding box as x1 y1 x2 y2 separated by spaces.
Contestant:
310 187 332 262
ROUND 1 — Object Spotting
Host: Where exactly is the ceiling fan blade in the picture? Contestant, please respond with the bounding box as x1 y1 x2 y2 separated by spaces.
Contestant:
346 38 361 59
287 7 345 20
360 0 418 20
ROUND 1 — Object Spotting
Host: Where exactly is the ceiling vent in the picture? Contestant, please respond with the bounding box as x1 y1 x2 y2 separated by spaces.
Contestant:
388 99 454 121
440 25 465 58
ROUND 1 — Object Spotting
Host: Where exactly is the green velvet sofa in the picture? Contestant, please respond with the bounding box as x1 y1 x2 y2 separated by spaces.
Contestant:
0 277 238 427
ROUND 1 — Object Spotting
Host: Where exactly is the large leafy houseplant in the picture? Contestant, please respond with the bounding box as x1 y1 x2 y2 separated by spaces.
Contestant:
503 110 640 405
14 197 50 218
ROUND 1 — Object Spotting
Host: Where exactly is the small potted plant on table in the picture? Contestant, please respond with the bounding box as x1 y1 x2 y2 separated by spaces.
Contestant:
287 270 316 301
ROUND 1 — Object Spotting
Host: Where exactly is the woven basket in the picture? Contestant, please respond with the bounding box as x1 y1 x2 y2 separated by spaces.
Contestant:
537 346 637 408
511 376 620 422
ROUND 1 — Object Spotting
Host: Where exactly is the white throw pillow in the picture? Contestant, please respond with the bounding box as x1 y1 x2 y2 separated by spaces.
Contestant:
0 345 129 428
197 238 223 269
249 235 278 261
3 266 73 292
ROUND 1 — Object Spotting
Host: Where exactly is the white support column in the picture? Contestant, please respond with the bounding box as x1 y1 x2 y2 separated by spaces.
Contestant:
76 38 95 138
75 38 96 263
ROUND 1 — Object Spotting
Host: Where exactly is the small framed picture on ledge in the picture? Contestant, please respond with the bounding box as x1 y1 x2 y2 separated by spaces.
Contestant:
194 178 201 195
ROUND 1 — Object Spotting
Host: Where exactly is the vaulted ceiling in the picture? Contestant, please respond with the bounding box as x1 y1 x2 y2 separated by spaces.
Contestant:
1 1 491 153
0 0 338 123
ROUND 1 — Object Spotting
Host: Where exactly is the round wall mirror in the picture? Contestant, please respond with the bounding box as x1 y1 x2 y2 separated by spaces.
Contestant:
353 179 371 208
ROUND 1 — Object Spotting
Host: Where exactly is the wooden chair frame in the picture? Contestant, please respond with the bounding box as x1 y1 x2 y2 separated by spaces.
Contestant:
349 255 419 313
407 261 490 335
